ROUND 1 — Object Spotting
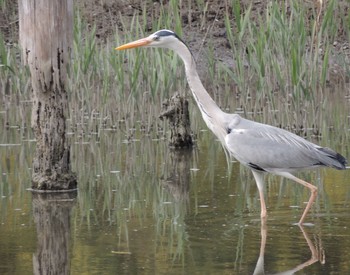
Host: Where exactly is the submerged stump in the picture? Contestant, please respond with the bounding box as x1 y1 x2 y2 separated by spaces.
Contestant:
18 0 77 190
160 92 194 148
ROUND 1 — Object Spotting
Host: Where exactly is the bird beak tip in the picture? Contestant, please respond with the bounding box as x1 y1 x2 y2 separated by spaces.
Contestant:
115 38 151 51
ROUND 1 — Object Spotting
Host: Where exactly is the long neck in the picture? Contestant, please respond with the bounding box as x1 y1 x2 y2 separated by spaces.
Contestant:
170 42 225 131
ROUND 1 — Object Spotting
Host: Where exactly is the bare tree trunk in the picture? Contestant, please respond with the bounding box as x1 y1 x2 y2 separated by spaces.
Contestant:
18 0 77 189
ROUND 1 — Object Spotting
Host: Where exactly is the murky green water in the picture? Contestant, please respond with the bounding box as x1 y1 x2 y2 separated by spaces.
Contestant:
0 104 349 275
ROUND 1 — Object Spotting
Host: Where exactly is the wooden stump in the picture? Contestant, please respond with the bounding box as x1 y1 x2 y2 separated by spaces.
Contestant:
18 0 76 189
159 92 194 148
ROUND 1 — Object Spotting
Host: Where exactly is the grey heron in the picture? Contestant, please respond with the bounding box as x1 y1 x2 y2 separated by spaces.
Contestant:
116 30 347 225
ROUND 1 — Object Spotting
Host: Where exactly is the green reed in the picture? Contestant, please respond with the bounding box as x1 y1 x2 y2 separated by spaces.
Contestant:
219 0 349 132
2 0 348 139
1 0 348 210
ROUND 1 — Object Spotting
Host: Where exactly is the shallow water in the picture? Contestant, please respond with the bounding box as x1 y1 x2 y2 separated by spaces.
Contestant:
0 120 349 274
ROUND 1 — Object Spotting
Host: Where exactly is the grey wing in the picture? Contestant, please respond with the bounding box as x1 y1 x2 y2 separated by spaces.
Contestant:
224 118 344 172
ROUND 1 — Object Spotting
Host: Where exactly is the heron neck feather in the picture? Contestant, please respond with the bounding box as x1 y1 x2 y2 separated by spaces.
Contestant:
171 42 225 130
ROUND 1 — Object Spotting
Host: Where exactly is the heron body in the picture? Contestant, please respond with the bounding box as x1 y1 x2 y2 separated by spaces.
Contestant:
116 30 347 224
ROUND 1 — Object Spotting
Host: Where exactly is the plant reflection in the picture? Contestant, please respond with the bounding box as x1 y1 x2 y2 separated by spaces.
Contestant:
32 191 77 275
253 220 325 275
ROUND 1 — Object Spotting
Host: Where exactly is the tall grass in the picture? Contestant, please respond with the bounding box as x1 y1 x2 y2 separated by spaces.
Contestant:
1 0 349 140
219 0 349 133
0 0 348 175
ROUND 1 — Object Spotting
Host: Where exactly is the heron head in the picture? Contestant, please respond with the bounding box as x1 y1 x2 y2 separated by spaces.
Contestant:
116 29 183 51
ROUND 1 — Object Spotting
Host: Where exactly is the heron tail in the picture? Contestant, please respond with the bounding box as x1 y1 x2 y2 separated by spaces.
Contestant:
317 147 347 170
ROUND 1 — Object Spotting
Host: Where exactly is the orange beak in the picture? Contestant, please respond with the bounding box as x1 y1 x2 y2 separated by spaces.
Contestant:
115 38 151 50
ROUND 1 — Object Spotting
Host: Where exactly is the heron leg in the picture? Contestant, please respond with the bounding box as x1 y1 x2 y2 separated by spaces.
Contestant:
277 172 318 225
259 190 267 219
252 170 267 220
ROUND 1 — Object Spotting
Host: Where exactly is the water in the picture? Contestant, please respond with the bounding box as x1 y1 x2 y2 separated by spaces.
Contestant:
0 117 349 274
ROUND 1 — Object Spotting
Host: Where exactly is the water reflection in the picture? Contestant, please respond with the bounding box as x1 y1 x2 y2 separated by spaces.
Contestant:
1 122 349 274
155 148 193 262
32 191 77 275
254 221 325 275
161 148 192 202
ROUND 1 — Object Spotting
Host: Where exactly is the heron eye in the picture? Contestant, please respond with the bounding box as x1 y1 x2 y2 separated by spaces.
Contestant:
153 36 160 41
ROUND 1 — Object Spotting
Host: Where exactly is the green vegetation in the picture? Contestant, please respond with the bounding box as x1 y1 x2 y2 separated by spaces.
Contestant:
1 0 349 140
221 1 348 131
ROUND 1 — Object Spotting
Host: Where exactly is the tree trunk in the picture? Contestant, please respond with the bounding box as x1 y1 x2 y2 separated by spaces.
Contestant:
18 0 77 190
